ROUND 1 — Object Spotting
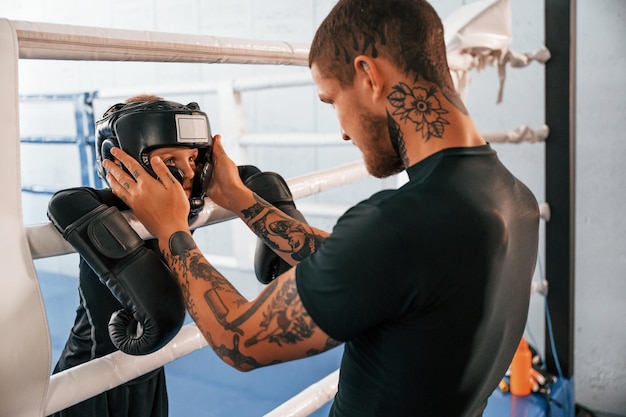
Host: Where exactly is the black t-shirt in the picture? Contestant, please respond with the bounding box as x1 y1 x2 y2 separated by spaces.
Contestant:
296 145 540 416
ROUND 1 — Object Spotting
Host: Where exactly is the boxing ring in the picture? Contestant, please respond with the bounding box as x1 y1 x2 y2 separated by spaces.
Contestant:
0 0 576 415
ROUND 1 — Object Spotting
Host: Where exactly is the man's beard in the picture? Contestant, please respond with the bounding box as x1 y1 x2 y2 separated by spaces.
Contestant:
359 111 404 178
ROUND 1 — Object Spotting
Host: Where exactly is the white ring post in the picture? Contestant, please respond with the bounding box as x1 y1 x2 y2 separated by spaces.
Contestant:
0 18 51 417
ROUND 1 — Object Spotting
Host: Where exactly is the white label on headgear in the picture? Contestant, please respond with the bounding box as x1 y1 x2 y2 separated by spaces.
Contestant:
175 114 209 143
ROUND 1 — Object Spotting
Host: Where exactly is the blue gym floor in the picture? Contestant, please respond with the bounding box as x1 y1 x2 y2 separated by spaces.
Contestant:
39 269 340 417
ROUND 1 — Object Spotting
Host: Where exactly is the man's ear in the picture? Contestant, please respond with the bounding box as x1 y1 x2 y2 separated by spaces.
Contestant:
353 55 384 100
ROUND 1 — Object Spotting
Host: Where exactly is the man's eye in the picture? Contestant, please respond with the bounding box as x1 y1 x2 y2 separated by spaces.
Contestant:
164 158 176 165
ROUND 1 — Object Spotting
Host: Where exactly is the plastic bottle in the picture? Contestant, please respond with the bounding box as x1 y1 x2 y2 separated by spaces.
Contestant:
509 337 532 396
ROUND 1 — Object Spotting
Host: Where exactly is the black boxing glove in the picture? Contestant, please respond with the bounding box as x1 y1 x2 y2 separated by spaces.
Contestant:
237 167 308 284
48 188 185 355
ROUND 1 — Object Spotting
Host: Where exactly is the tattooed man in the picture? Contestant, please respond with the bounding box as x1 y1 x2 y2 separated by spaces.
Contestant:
105 1 540 416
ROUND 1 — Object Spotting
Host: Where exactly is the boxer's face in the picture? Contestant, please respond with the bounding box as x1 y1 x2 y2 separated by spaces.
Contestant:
148 147 199 197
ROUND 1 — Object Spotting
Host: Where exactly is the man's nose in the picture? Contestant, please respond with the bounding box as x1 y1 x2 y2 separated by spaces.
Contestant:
341 129 351 142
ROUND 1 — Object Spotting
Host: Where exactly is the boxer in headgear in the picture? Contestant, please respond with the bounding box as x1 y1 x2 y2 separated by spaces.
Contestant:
48 95 191 417
48 95 305 417
49 93 305 356
49 97 218 359
95 98 214 217
94 99 306 284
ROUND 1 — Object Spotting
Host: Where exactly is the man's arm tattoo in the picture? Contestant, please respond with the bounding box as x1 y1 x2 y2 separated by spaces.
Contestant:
244 278 312 348
166 232 338 368
167 232 267 366
241 197 325 261
167 232 246 333
241 202 265 220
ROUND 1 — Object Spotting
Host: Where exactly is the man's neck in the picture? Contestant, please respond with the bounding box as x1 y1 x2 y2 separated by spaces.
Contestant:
388 78 485 166
402 111 486 166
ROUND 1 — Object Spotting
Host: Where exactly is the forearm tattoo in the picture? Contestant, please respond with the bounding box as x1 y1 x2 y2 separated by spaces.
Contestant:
168 232 243 334
166 231 336 369
244 279 315 350
241 203 265 220
242 198 325 262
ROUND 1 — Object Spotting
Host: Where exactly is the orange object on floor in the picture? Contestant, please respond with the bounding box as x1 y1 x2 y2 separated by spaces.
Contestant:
509 337 532 396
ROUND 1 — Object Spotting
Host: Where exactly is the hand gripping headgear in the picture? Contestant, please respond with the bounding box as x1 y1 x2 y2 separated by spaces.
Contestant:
95 100 213 214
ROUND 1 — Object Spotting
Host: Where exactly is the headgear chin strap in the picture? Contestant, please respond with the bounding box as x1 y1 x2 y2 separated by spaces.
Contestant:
95 100 213 215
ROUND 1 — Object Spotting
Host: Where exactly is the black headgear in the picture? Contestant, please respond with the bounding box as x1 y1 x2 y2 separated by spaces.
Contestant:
95 100 213 214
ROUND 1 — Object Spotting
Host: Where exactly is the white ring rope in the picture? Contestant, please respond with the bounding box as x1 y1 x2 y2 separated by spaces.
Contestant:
10 20 310 65
45 324 208 416
239 125 549 147
26 160 371 259
482 124 549 144
28 156 550 261
95 71 315 101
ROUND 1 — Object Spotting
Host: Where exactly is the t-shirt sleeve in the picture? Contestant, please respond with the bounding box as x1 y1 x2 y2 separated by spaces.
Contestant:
296 201 412 341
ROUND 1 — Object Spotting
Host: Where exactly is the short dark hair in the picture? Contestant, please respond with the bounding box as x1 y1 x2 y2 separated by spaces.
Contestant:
309 0 453 90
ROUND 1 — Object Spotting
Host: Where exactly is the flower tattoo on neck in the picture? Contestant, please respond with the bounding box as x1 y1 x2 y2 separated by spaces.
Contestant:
388 82 449 141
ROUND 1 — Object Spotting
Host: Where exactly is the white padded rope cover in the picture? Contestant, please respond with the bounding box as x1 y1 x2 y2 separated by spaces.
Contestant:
26 160 371 259
0 19 51 417
45 325 208 416
11 20 309 65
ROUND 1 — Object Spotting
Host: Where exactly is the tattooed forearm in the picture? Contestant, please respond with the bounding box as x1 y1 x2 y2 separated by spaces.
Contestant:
168 233 237 293
241 196 326 262
306 337 343 357
206 278 277 336
165 232 270 368
167 231 247 332
163 231 335 371
169 231 196 256
242 202 266 220
244 278 314 348
213 334 270 370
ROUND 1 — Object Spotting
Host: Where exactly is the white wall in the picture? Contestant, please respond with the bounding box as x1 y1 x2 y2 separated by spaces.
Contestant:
1 0 624 415
574 0 626 413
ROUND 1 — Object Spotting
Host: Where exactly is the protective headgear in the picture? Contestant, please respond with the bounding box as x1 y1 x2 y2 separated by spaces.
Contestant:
95 100 213 214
